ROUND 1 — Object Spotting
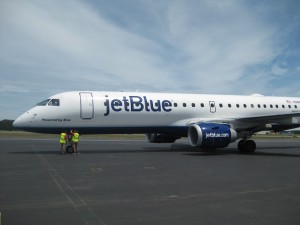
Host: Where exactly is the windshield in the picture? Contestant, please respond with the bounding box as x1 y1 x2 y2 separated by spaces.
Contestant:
36 99 50 106
36 99 60 106
48 99 60 106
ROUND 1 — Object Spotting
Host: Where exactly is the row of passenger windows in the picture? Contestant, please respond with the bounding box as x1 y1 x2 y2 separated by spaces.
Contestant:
109 100 298 110
173 102 298 109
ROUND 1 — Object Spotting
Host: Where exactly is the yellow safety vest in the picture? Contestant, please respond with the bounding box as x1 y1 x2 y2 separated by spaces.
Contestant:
72 132 79 143
60 132 67 144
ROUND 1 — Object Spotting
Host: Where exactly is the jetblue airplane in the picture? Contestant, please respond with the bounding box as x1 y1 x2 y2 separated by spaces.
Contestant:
13 91 300 153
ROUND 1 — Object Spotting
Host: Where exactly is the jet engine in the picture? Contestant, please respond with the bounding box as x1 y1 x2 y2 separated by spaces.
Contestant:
146 133 180 143
188 123 237 148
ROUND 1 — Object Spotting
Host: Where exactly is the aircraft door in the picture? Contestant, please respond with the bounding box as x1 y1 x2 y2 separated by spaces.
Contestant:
209 101 216 113
80 92 94 119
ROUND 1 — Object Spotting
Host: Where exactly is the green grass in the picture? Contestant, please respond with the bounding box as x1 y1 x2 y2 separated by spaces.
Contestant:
0 131 57 138
252 134 300 139
0 131 299 140
0 131 145 139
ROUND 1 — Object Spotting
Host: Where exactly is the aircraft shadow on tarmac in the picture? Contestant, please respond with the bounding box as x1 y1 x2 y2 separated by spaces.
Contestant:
183 149 300 158
10 143 300 158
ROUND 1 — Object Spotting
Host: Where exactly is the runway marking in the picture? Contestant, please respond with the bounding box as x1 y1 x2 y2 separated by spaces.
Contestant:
167 195 179 198
90 167 103 172
32 146 106 225
144 166 157 170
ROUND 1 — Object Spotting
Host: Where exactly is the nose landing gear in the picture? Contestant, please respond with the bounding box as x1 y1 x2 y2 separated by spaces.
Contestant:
66 143 74 153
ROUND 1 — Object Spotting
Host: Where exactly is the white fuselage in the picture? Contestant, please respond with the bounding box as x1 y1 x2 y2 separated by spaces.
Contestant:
13 91 300 135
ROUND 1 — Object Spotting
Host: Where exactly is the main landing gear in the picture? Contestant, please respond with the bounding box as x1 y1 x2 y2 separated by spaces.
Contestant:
238 139 256 153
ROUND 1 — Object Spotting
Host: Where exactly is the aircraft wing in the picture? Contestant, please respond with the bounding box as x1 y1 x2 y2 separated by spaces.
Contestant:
180 112 300 132
235 112 300 123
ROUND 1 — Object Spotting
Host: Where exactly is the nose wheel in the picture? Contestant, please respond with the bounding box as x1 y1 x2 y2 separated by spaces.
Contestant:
66 145 74 153
238 139 256 153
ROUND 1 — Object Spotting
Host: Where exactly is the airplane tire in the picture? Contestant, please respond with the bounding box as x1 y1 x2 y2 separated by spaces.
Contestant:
244 140 256 153
238 140 246 152
238 140 256 153
66 145 74 153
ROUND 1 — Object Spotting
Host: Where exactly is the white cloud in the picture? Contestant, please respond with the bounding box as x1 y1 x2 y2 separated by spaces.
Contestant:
0 0 175 87
0 0 299 119
271 64 288 76
0 84 30 93
162 1 282 89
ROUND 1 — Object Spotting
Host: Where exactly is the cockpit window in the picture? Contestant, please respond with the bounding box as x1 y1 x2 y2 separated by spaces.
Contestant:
36 99 50 106
48 99 60 106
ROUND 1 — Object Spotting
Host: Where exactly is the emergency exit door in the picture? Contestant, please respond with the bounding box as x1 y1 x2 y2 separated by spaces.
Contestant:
209 101 216 113
80 92 94 119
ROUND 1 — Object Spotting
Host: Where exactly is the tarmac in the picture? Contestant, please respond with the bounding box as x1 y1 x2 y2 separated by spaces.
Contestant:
0 138 300 225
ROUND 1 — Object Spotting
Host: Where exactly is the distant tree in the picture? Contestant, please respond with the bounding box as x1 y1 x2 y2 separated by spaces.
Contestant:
0 120 15 130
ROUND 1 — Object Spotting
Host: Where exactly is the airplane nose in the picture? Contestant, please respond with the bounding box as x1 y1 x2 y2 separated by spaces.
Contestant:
13 111 33 128
13 115 26 128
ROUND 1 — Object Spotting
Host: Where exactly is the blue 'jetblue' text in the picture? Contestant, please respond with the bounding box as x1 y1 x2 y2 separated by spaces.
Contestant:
104 96 172 116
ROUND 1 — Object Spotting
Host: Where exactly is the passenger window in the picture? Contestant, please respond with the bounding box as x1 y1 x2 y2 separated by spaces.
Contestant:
219 103 223 108
183 103 187 107
295 105 298 109
228 104 231 108
270 105 273 108
236 104 240 108
163 102 170 107
282 105 285 108
263 104 266 108
243 104 247 108
36 99 50 106
275 105 278 108
48 99 60 106
251 104 254 108
258 104 261 108
191 103 195 107
288 105 291 108
174 103 178 107
201 103 204 107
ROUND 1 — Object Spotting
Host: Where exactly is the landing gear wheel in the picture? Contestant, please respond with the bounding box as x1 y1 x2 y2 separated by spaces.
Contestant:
238 140 246 151
238 140 256 153
244 140 256 153
66 145 74 153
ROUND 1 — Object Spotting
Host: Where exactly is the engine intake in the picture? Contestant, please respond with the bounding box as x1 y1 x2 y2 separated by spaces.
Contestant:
188 123 237 148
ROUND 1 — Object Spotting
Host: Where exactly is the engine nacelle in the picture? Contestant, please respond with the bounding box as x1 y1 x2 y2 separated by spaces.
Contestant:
146 133 180 143
188 123 237 148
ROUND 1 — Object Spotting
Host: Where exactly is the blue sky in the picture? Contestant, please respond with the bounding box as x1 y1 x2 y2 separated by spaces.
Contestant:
1 0 300 120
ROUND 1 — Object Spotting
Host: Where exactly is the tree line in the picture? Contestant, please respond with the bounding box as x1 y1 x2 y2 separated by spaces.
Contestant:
0 120 15 130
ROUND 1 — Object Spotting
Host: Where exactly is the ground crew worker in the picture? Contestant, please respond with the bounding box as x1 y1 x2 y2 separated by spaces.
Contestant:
72 130 80 154
59 130 68 155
